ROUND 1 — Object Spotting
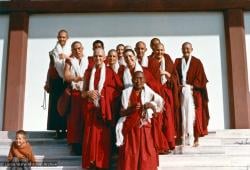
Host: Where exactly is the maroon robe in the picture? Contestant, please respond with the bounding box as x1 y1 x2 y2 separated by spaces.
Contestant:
174 56 209 137
118 89 158 170
46 53 67 131
118 65 168 152
148 54 180 148
82 66 122 169
67 89 83 144
65 58 91 144
87 56 95 68
147 52 154 59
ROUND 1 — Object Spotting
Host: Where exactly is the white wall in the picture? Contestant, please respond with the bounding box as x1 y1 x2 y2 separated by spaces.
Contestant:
0 16 9 130
24 12 229 130
244 12 250 93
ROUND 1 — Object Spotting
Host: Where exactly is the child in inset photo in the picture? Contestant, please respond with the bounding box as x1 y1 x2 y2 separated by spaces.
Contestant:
7 130 36 169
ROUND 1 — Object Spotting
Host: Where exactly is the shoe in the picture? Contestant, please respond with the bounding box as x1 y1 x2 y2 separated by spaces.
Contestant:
54 130 60 139
71 143 82 156
54 130 67 139
60 130 67 139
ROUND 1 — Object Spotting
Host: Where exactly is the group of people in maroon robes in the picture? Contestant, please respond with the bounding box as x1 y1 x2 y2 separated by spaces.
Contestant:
44 29 210 170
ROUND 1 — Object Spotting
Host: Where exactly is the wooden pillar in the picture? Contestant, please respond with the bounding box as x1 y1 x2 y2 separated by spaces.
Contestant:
224 9 250 128
3 12 29 130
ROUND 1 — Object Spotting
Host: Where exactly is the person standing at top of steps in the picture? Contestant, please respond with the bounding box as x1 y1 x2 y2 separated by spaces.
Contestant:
7 130 36 169
174 42 210 147
44 29 71 139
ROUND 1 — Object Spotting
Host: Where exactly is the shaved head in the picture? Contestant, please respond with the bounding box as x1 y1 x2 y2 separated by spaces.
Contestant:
132 71 145 90
94 48 105 57
182 42 192 48
150 37 161 50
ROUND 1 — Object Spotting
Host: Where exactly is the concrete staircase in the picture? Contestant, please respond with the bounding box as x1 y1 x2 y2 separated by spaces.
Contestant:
159 129 250 170
0 130 250 170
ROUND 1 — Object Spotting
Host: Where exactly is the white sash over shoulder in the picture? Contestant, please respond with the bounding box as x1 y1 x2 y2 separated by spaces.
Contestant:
116 84 163 146
50 41 71 78
70 56 88 91
123 62 143 89
181 56 195 145
88 64 106 107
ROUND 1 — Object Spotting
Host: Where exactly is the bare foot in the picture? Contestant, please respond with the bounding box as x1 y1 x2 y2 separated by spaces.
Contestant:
193 141 199 147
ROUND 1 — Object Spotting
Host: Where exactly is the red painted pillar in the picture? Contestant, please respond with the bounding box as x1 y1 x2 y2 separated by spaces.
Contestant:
3 12 29 130
224 9 250 128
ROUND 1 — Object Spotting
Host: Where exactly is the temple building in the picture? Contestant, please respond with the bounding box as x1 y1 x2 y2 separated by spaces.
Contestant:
0 0 250 131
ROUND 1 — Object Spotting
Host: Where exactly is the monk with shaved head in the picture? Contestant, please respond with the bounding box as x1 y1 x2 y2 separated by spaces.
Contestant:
174 42 209 147
81 48 123 169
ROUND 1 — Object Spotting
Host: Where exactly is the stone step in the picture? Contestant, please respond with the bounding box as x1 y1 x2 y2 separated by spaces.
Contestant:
0 145 72 156
1 130 249 144
36 156 82 166
1 143 250 161
223 145 250 155
2 154 250 170
159 154 250 166
0 167 81 170
0 156 117 169
198 137 222 146
0 155 81 166
1 129 250 170
172 145 225 154
0 166 248 170
4 144 250 158
199 137 250 146
157 166 249 170
0 155 117 166
0 131 56 139
1 136 249 147
1 137 247 148
1 129 249 138
215 129 250 137
173 145 250 155
0 138 67 146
